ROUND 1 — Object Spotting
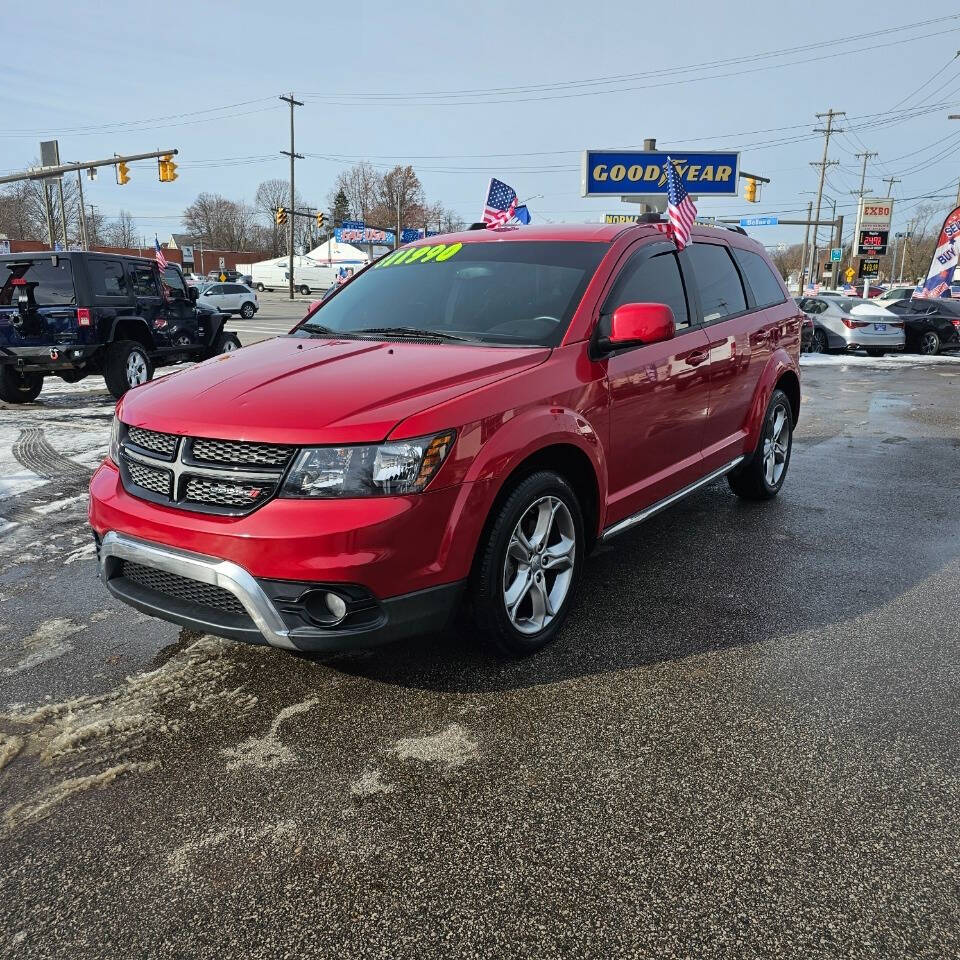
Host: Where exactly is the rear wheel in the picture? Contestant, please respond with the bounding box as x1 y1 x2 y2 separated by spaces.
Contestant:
0 367 43 403
728 388 793 501
471 471 584 657
810 328 829 354
239 301 256 319
920 330 940 356
256 283 265 292
214 331 241 353
299 285 311 296
104 341 153 399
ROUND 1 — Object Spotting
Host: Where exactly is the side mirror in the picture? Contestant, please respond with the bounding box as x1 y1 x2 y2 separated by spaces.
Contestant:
599 302 675 351
188 286 199 301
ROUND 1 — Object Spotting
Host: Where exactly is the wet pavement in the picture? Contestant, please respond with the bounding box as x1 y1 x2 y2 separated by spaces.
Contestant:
1 354 958 959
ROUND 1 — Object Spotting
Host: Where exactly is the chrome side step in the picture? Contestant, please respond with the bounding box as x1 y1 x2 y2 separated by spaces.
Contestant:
601 456 745 542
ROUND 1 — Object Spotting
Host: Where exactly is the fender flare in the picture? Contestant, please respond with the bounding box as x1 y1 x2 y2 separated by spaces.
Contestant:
108 315 155 351
744 349 800 450
462 405 609 535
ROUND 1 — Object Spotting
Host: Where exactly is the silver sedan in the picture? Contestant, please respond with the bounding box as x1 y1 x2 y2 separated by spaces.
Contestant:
796 296 905 356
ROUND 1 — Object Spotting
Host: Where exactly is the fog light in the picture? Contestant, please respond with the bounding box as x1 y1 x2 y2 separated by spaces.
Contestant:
324 592 347 620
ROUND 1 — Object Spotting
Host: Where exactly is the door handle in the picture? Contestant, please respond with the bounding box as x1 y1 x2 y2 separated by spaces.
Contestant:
685 350 709 366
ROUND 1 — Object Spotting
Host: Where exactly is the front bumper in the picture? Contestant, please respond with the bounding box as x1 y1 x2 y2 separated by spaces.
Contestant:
98 531 464 652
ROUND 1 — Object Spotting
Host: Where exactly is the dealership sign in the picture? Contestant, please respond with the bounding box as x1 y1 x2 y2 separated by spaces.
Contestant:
335 220 395 246
582 150 740 197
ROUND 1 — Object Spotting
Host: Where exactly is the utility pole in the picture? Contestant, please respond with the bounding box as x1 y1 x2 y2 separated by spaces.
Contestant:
75 168 88 250
799 201 813 293
808 109 845 285
41 181 56 248
882 175 900 198
280 93 303 300
56 177 69 249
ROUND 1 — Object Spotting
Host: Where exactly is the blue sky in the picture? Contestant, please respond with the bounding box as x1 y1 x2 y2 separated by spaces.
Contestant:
3 1 959 248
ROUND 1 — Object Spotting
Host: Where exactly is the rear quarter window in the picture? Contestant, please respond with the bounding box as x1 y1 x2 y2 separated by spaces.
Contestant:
732 248 787 309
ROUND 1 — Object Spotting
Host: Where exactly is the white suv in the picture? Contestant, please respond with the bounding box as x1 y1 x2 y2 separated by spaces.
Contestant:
199 283 258 319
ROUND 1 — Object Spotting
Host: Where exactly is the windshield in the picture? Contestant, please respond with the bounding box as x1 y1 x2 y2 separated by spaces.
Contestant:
297 240 608 346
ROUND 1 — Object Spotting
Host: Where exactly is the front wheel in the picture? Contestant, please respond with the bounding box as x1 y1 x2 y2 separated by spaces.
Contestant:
103 341 153 399
0 367 43 403
471 471 584 657
919 331 940 356
728 388 793 501
214 331 241 354
256 283 265 292
299 285 311 296
239 301 256 319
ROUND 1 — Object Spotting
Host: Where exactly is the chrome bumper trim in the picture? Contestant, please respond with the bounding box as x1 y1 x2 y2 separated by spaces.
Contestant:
601 456 745 542
98 531 296 650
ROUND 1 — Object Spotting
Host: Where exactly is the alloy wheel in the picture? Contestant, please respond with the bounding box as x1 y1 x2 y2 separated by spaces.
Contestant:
762 403 790 487
502 496 576 635
810 330 827 354
126 351 148 387
921 332 939 355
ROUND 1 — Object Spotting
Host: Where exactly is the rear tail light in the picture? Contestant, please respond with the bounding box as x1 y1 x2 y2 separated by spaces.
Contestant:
11 277 26 286
951 319 960 329
77 308 92 327
841 317 869 329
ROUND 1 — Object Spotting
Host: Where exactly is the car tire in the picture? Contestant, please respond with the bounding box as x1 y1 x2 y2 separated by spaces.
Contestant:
728 388 793 501
256 283 265 292
919 331 940 356
866 349 886 357
214 331 241 353
239 302 256 319
471 470 584 657
0 367 43 404
299 285 311 296
104 341 153 399
810 329 829 354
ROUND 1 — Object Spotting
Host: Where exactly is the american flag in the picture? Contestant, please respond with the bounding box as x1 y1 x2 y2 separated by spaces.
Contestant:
664 157 697 251
482 178 518 227
154 237 167 271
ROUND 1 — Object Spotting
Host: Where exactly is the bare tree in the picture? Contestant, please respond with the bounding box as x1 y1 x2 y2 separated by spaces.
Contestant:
182 193 263 250
333 162 381 222
254 179 290 256
0 172 80 245
107 210 137 248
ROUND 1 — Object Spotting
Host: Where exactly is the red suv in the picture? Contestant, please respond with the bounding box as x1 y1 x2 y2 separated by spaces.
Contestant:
89 223 801 656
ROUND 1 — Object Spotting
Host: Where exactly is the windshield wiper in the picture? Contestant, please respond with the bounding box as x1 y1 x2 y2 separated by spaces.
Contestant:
299 322 357 338
353 326 477 343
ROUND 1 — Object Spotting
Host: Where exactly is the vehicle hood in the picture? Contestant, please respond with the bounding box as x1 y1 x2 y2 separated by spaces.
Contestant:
119 335 550 445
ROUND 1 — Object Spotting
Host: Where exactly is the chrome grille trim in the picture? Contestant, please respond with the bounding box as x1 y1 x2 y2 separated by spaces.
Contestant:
183 476 278 508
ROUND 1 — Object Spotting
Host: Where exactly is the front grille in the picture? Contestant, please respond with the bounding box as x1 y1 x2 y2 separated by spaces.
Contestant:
119 560 247 617
127 425 178 458
191 437 293 468
183 476 276 508
125 457 172 497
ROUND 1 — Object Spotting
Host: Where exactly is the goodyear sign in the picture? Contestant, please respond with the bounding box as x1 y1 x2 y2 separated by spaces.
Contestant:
582 150 740 198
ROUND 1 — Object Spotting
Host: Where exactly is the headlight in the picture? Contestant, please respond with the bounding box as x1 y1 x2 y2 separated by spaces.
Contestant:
280 430 456 498
109 414 122 465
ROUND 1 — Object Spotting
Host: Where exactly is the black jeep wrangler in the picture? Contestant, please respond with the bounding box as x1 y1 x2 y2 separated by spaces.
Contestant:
0 251 241 403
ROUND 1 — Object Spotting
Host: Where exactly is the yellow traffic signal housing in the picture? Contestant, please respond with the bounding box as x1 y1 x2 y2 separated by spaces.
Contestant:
744 177 758 202
316 211 325 228
275 207 287 226
158 155 178 182
116 161 131 186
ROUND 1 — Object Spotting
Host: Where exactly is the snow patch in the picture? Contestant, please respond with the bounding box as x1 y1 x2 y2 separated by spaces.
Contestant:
221 697 320 771
63 542 96 565
167 819 299 875
2 617 85 677
32 494 86 516
390 723 479 771
801 352 960 368
0 733 24 771
351 767 395 798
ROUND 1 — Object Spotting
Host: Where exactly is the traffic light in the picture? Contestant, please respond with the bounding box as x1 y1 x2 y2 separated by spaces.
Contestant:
116 161 130 186
158 155 178 182
316 211 325 229
275 207 287 226
744 177 758 202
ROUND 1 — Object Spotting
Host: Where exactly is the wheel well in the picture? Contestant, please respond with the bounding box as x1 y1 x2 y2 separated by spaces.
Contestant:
483 443 601 553
111 317 153 352
776 370 801 427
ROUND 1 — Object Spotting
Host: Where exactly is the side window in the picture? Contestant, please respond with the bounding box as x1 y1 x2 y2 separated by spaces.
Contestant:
89 260 128 298
206 285 223 295
600 248 690 337
129 265 160 297
227 284 245 294
732 248 787 308
686 244 747 323
162 266 188 299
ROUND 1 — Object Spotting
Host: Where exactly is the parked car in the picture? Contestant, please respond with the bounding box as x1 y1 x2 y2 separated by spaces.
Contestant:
0 252 241 402
198 282 259 319
91 223 802 657
796 295 904 355
237 274 253 287
184 272 207 287
207 269 242 283
885 297 960 355
876 285 916 304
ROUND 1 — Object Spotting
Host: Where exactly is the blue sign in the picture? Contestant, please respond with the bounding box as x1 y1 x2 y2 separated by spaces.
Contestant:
335 223 395 246
582 150 739 197
739 216 779 227
401 228 424 243
830 247 843 262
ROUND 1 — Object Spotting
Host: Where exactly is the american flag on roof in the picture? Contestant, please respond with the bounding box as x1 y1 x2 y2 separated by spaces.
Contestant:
482 178 518 227
154 237 167 271
664 157 697 251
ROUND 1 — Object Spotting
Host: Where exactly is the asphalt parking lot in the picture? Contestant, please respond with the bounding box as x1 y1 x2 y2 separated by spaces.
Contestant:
1 353 959 959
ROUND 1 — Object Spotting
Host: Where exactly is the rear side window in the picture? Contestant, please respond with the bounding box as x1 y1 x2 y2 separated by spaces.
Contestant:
686 244 746 323
89 260 128 298
226 284 246 294
129 265 159 297
0 258 75 306
733 248 786 308
602 249 690 333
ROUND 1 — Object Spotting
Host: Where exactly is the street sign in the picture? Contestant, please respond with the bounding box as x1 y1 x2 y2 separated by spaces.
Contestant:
845 267 856 282
739 216 779 227
218 256 226 270
857 230 888 256
581 150 740 197
830 247 842 262
858 258 880 279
